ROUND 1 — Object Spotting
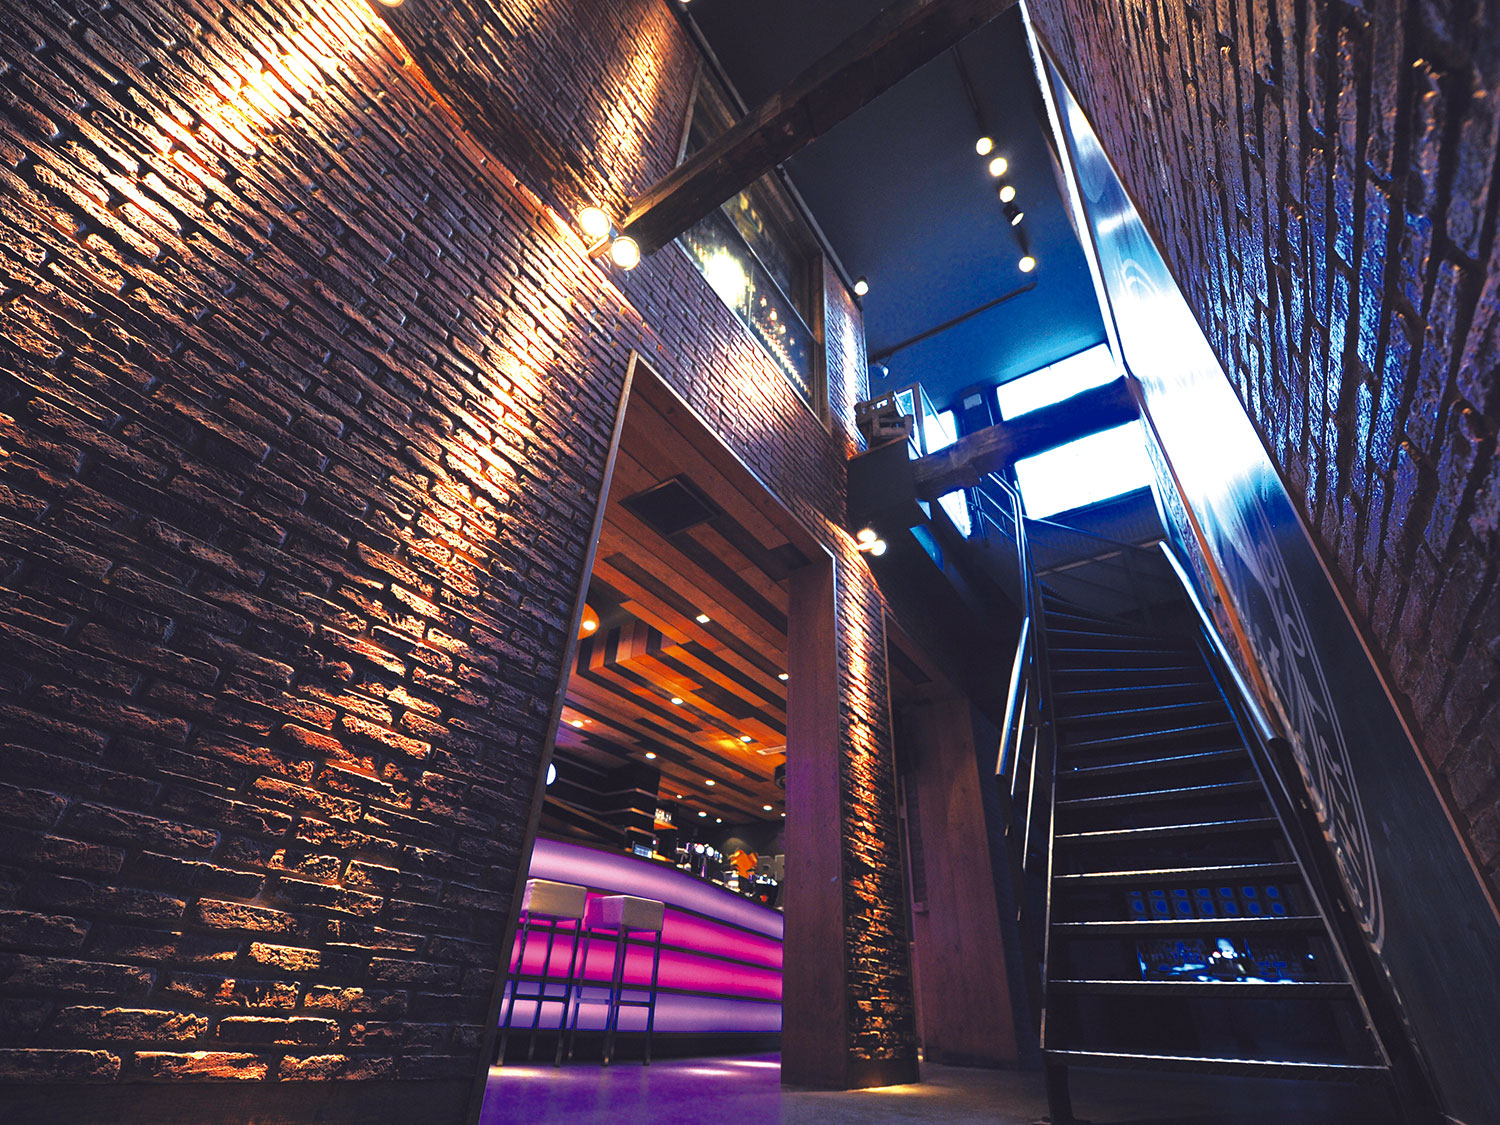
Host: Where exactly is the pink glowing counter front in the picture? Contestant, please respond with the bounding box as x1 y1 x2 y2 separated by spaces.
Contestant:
502 837 782 1036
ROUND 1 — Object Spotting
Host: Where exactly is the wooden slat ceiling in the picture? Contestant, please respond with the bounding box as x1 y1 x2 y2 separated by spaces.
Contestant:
555 389 802 825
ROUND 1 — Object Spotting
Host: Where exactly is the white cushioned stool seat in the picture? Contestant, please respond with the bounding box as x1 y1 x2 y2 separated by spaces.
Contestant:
584 894 664 932
523 879 588 919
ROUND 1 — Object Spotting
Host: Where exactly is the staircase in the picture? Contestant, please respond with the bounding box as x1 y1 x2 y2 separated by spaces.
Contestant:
976 476 1412 1122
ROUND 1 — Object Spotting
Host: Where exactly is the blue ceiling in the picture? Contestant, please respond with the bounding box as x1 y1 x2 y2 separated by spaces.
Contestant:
684 2 1106 414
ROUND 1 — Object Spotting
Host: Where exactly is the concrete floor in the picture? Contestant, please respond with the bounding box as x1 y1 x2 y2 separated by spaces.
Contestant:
479 1053 1402 1124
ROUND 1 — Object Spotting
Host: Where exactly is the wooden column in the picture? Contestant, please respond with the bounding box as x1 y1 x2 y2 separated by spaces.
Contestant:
782 557 849 1087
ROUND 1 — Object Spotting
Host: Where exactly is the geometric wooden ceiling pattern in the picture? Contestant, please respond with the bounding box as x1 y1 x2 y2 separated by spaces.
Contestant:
555 378 811 825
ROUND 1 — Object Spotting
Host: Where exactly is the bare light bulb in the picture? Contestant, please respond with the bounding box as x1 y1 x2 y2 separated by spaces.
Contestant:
988 156 1008 178
609 236 641 270
975 136 994 156
1019 255 1037 273
578 206 611 242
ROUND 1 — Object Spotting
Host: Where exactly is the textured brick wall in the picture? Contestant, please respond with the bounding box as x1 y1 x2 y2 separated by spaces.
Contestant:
1028 0 1500 904
0 0 913 1109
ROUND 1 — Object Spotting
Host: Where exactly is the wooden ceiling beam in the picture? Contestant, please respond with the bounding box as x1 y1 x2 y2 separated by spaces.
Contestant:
912 376 1138 500
620 0 1020 255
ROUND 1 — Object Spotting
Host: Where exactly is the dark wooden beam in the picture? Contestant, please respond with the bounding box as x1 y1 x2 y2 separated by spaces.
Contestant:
623 0 1020 255
912 376 1137 499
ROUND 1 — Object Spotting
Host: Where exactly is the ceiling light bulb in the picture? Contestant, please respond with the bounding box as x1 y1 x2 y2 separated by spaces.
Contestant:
988 156 1008 178
645 752 657 759
870 539 887 556
778 673 789 682
1011 209 1025 226
763 804 773 811
704 779 716 786
698 810 707 817
1019 255 1036 273
715 817 722 823
975 136 994 156
740 735 753 743
578 206 611 241
609 236 641 270
780 812 786 817
853 276 869 297
998 184 1016 203
695 613 710 624
670 696 683 705
857 527 878 544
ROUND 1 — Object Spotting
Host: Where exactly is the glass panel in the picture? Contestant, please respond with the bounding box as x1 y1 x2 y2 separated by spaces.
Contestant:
1012 420 1154 519
996 343 1117 420
679 208 816 407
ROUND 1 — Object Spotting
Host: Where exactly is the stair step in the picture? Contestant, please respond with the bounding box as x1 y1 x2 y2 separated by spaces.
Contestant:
1047 627 1195 650
1042 610 1182 637
1052 915 1324 936
1060 748 1248 779
1051 664 1206 683
1061 722 1240 753
1042 1049 1385 1080
1056 780 1264 810
1050 646 1202 664
1049 979 1353 998
1055 682 1217 704
1056 817 1282 844
1057 699 1225 727
1054 861 1301 886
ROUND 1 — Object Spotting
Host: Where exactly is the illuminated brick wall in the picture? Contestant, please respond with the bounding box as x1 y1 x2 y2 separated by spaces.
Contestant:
0 0 913 1115
1028 0 1500 903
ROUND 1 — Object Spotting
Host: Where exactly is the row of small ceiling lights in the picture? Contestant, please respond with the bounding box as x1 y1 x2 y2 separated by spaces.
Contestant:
976 136 1036 273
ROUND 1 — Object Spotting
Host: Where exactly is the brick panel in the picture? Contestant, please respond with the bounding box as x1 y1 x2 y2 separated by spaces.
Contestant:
0 0 914 1105
1028 0 1500 901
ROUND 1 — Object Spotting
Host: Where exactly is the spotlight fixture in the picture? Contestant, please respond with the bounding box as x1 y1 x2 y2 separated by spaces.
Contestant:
578 206 611 243
988 156 1008 178
695 613 711 624
857 527 878 544
869 539 887 556
609 236 641 270
853 276 869 297
855 529 888 557
1019 255 1037 273
975 136 994 156
998 183 1016 203
1004 201 1024 226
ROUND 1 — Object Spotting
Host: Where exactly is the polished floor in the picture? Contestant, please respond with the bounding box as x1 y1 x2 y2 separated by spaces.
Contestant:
479 1053 1402 1124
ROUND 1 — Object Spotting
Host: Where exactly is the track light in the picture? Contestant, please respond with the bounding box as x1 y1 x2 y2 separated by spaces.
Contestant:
609 236 640 270
988 156 1008 178
975 136 994 156
998 183 1016 203
1004 201 1024 227
577 206 642 270
578 206 611 242
1019 255 1036 273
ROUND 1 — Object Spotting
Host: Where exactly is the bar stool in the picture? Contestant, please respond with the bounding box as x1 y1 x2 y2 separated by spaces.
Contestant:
567 894 665 1065
497 879 588 1066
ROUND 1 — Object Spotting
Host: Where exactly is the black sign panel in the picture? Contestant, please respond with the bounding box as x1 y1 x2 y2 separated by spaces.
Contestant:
1037 47 1500 1125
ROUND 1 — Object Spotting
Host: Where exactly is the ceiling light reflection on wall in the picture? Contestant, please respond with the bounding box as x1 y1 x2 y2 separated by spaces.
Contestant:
975 136 994 156
988 156 1008 178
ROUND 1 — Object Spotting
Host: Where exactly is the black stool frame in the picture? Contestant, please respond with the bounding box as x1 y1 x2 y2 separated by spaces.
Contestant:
496 908 584 1066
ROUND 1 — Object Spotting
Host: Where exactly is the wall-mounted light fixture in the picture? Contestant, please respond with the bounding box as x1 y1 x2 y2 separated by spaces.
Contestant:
856 528 888 557
853 276 869 297
576 206 641 270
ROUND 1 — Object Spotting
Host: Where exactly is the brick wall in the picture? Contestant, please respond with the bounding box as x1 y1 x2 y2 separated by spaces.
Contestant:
1028 0 1500 904
0 0 913 1112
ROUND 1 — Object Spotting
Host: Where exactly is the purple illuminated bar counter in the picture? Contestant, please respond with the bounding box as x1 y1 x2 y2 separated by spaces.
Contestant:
503 837 783 1037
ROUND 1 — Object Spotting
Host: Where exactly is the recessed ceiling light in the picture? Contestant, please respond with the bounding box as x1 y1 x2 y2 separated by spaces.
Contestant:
694 613 711 624
1019 255 1036 273
645 752 657 759
780 812 786 817
675 794 684 799
715 818 722 824
698 810 707 817
704 779 716 786
975 136 994 156
853 276 869 297
670 696 683 705
763 804 773 812
988 156 1008 178
778 673 789 682
739 735 753 743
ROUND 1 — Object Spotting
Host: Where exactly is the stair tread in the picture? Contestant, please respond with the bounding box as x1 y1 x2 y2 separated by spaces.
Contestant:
1050 979 1352 997
1042 1048 1385 1076
1057 700 1225 725
1061 722 1240 751
1052 916 1324 934
1060 748 1249 778
1052 664 1206 679
1055 861 1300 883
1055 682 1216 700
1056 780 1264 808
1056 817 1282 843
